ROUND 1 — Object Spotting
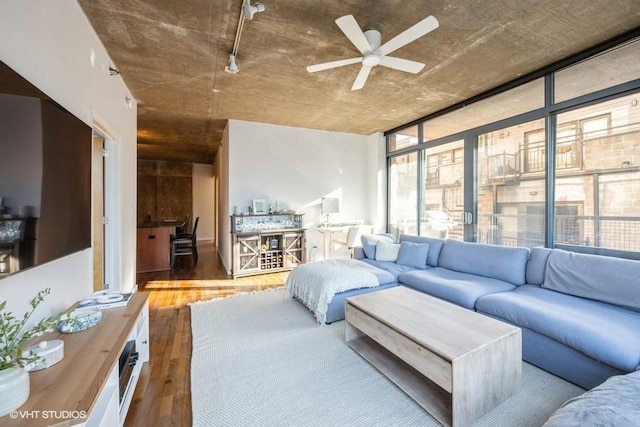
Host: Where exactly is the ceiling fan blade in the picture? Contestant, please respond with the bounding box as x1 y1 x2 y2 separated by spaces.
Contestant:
306 57 362 73
379 56 425 74
378 15 439 56
335 15 372 55
351 65 372 91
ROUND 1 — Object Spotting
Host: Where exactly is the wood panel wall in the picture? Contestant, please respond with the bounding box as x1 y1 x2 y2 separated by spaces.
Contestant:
137 160 192 225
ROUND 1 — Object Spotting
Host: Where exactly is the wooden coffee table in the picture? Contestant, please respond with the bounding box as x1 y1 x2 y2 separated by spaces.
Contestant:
345 286 521 427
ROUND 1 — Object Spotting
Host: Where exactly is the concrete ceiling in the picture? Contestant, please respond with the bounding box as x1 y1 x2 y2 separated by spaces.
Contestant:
77 0 640 164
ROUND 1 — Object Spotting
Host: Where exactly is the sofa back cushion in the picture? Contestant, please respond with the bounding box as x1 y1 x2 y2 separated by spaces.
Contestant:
360 234 395 259
399 234 444 267
526 247 552 286
395 241 430 269
543 249 640 311
438 239 530 285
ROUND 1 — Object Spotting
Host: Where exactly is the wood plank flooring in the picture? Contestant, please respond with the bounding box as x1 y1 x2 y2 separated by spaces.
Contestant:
125 241 288 427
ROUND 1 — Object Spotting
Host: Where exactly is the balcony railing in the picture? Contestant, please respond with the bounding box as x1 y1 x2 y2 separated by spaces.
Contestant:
477 213 640 253
484 122 640 182
556 215 640 252
485 152 519 182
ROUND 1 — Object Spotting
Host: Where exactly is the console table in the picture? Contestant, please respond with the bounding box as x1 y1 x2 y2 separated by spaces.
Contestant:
231 214 305 278
0 292 150 427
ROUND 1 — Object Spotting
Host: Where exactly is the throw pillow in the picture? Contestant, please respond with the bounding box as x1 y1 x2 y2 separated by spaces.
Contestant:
396 241 430 269
361 234 394 259
375 241 401 262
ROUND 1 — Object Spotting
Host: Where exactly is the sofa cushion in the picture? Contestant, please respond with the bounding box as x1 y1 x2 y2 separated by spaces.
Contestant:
476 285 640 372
399 234 444 267
360 234 395 259
395 241 430 269
543 249 640 311
324 282 399 324
360 258 418 280
526 247 552 286
398 267 516 309
438 239 530 285
543 370 640 427
375 241 400 261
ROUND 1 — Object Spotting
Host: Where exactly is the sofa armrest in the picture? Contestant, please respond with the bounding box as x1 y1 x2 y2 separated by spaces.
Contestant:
543 370 640 426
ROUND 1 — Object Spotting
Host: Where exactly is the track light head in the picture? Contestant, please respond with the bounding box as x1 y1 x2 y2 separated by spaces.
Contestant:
225 54 240 74
242 0 265 20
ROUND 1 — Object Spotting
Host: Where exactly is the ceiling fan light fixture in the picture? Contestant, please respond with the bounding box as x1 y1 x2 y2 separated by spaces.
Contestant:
362 54 381 67
242 0 265 20
225 54 240 74
306 14 439 91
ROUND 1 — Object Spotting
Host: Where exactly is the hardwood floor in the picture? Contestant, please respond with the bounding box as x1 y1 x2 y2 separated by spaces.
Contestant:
125 241 288 427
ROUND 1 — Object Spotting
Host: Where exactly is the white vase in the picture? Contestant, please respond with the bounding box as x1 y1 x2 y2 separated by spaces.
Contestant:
0 367 30 417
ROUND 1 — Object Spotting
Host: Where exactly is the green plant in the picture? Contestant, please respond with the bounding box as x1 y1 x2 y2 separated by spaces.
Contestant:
0 288 56 371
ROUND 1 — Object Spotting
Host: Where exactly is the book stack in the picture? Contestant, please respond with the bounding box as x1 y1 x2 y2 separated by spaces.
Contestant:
75 291 133 311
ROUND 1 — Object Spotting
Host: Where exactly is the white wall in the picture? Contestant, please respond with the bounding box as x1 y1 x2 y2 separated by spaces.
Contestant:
0 0 137 323
367 132 387 232
221 119 382 272
192 163 215 241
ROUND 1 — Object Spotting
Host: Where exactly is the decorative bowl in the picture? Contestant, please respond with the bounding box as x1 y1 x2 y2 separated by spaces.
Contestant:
57 309 102 333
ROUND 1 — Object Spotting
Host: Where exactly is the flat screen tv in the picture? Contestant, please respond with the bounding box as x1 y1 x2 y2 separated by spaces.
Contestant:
0 60 92 278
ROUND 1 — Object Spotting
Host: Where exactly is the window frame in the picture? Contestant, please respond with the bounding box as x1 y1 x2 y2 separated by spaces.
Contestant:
385 34 640 260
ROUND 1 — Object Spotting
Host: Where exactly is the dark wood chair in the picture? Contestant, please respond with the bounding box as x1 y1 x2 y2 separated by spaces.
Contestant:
171 214 190 239
171 216 199 267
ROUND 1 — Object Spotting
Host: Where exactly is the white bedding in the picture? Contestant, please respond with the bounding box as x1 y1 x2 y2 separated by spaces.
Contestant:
285 258 378 324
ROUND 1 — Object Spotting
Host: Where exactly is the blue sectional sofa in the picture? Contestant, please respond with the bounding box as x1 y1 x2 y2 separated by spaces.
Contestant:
322 233 640 390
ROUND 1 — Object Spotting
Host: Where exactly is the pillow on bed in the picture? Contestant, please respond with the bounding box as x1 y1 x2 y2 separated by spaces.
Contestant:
361 234 394 259
396 241 430 269
375 241 401 262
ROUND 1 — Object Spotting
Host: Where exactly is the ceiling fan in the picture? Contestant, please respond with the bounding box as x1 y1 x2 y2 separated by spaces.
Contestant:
307 14 439 91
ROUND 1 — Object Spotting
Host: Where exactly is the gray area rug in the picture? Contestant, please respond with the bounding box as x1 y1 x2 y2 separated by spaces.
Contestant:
190 289 585 426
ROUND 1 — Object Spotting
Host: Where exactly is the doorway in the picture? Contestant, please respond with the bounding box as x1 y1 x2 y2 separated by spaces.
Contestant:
92 132 106 291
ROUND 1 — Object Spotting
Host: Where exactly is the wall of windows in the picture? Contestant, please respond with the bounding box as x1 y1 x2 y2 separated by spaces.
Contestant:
477 119 547 247
388 152 418 237
386 36 640 258
388 125 419 152
555 95 640 252
423 141 465 240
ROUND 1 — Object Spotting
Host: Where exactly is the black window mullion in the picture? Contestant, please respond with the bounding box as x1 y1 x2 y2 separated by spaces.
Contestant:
416 124 424 235
464 133 476 242
545 73 556 248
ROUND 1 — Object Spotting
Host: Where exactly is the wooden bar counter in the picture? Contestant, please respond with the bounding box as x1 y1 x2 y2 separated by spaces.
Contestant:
136 221 183 273
0 292 150 427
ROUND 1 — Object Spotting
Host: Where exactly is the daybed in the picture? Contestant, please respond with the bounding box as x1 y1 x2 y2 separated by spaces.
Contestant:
285 233 640 390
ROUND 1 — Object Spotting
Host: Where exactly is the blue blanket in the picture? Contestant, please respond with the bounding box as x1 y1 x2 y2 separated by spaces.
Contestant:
543 370 640 426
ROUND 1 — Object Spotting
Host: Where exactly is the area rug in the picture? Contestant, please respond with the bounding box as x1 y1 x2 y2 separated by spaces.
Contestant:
190 289 585 427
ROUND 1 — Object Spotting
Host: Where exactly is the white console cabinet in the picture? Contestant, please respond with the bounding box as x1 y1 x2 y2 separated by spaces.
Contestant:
0 292 150 427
